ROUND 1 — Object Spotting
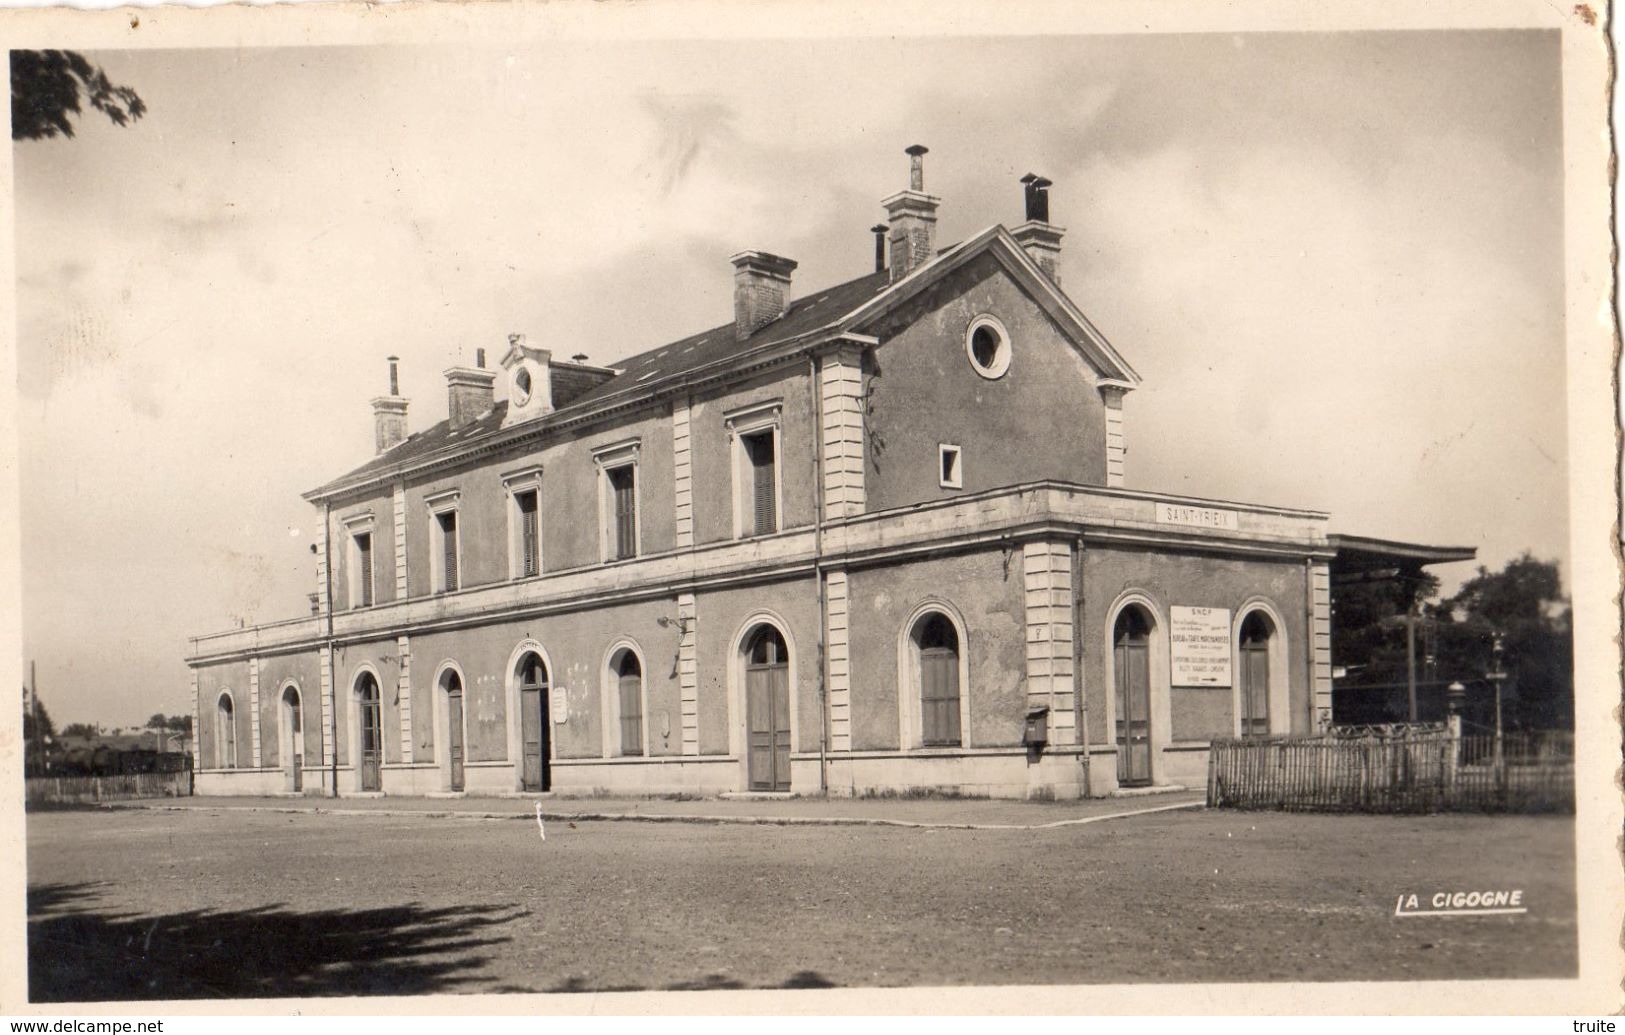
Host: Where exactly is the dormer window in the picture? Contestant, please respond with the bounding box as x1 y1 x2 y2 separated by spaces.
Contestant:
513 367 534 406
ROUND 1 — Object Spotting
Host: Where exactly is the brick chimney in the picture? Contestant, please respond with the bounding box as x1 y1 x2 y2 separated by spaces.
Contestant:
881 144 941 283
444 351 496 430
1012 173 1065 285
370 356 409 454
730 251 798 340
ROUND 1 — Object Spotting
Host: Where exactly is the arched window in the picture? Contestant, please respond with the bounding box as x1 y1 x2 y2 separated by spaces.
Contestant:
613 649 643 756
215 692 237 769
1239 611 1274 737
280 685 303 791
912 612 961 747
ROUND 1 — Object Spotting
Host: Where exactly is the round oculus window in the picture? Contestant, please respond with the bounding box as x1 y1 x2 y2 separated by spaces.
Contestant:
965 316 1011 379
513 367 533 405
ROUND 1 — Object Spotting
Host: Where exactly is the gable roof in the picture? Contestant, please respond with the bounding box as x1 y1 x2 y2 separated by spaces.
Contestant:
307 228 1135 502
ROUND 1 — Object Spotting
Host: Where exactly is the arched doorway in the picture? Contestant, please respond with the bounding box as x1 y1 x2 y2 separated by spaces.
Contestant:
1239 612 1274 737
441 669 466 792
1113 607 1154 786
280 685 303 792
517 651 551 792
355 672 382 792
744 624 790 791
911 613 962 747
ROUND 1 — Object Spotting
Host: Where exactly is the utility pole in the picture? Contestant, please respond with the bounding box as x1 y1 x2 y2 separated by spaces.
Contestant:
1404 583 1419 723
1486 633 1507 769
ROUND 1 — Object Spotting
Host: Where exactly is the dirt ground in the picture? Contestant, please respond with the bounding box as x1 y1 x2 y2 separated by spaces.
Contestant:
24 806 1576 1000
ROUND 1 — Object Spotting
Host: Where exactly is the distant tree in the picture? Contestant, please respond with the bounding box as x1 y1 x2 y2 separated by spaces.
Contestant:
145 713 169 731
167 714 193 735
10 49 146 141
1332 553 1573 730
60 722 101 739
22 695 55 742
1434 554 1573 730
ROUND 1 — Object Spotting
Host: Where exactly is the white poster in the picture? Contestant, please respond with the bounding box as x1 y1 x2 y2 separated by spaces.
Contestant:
1170 606 1232 686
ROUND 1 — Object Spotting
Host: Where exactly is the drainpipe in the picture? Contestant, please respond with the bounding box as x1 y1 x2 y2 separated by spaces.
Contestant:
810 354 829 795
325 499 339 797
1072 535 1090 798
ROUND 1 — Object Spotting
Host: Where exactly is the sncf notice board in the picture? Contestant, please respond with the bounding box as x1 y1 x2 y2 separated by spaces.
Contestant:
1170 605 1232 686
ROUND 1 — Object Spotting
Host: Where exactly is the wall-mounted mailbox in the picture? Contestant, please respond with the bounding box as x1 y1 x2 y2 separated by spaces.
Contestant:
1024 705 1050 747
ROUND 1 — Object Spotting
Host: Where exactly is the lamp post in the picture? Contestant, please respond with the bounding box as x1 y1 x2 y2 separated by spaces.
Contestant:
1485 633 1507 769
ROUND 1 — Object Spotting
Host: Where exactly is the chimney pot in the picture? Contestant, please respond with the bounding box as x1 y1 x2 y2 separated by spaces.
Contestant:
476 347 486 369
905 144 929 191
881 144 941 283
870 224 888 273
1012 173 1065 286
372 357 409 454
572 353 589 363
729 250 798 341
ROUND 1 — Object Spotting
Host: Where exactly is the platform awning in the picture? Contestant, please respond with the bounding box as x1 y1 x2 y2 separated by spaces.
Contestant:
1327 534 1477 585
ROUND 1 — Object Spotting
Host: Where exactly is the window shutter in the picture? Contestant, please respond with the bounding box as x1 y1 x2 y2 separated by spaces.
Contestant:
619 672 642 755
920 647 960 747
749 434 776 535
611 468 637 559
519 491 539 577
441 513 459 590
357 534 374 606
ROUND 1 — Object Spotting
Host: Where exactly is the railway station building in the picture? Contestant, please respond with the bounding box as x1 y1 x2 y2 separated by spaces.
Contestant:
186 148 1468 799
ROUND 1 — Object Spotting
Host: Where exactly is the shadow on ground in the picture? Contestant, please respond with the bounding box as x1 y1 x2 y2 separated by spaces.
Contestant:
28 882 524 1001
535 970 838 994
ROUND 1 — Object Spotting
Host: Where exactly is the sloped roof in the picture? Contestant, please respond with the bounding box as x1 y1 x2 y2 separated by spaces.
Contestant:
307 270 891 500
307 228 1138 502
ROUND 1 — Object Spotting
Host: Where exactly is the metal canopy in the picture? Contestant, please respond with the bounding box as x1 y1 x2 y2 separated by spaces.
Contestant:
1327 534 1477 584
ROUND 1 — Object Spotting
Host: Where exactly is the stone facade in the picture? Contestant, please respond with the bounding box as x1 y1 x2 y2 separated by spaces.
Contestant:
187 155 1340 800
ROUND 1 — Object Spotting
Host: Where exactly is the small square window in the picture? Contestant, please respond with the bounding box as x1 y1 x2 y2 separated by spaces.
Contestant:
939 444 963 489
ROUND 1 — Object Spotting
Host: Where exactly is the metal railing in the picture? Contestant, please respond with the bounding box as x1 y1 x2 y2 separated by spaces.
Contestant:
1207 728 1572 814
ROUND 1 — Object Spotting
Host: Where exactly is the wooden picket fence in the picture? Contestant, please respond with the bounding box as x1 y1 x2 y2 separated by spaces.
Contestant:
1207 729 1573 814
25 770 194 807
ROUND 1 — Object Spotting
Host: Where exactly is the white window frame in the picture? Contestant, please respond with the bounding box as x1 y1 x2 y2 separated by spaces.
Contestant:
342 512 377 609
425 489 462 593
896 602 972 751
502 465 545 580
938 443 964 489
592 439 642 563
965 313 1012 380
600 639 649 758
215 690 237 769
724 400 784 539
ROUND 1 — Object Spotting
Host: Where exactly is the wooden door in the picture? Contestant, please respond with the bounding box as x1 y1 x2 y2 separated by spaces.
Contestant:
285 691 303 792
519 654 550 791
746 629 791 791
359 678 382 792
1114 611 1153 786
1240 617 1271 736
448 685 465 792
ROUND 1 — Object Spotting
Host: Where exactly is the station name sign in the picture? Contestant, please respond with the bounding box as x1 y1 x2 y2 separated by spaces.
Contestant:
1155 502 1240 531
1170 605 1232 687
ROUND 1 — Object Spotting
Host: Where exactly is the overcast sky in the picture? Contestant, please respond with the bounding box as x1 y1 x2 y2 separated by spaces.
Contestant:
14 31 1568 727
